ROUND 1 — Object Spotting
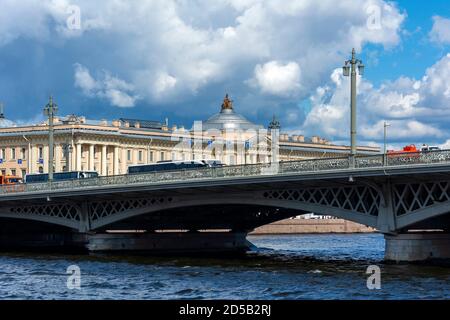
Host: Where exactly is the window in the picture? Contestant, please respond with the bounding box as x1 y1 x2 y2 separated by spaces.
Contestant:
11 148 16 160
21 148 26 159
39 147 43 159
138 150 143 162
1 148 5 160
11 169 16 176
127 150 132 161
160 152 164 161
1 169 6 176
149 151 154 162
171 152 176 161
21 169 26 178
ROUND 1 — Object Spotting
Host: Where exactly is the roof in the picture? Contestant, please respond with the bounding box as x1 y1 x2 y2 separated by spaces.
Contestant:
119 118 163 130
202 94 263 131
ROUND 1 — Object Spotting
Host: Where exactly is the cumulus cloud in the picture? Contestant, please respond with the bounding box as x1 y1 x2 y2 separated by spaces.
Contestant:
74 64 139 107
153 73 178 97
301 54 450 145
0 0 53 45
249 61 301 96
0 0 405 105
429 16 450 45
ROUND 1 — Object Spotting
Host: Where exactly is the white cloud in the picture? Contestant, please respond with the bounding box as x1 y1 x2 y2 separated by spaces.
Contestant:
0 0 52 45
361 120 441 140
250 61 301 96
301 53 450 145
73 63 98 94
0 0 405 105
74 64 139 107
429 16 450 45
153 73 177 97
439 139 450 150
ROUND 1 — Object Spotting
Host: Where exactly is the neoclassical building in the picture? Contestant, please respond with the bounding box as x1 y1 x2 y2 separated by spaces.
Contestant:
0 95 379 178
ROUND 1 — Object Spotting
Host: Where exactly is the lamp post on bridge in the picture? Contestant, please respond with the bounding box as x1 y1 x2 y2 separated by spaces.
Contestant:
384 121 390 155
43 96 58 182
343 48 364 167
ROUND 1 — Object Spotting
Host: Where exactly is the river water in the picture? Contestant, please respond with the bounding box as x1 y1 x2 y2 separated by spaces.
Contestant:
0 233 449 300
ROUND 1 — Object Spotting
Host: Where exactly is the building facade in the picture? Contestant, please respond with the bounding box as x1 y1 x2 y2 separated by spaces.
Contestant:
0 96 379 178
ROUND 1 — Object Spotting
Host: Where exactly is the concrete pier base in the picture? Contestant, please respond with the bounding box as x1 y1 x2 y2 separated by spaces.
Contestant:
385 233 450 262
87 232 250 254
0 230 250 255
0 232 88 252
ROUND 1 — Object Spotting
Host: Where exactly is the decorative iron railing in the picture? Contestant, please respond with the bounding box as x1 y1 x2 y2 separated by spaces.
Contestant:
2 149 450 195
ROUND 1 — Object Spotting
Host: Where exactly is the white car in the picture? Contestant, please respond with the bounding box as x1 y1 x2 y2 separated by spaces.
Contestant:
421 145 440 152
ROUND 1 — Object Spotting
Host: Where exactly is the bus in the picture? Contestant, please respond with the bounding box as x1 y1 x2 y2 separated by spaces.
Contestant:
24 171 99 184
127 160 223 174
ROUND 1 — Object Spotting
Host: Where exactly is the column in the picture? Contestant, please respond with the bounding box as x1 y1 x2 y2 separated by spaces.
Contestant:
70 142 76 172
55 144 62 172
114 146 119 175
43 145 49 173
76 143 82 171
236 150 243 165
101 145 107 176
65 146 71 172
29 145 34 174
121 147 127 174
89 144 95 171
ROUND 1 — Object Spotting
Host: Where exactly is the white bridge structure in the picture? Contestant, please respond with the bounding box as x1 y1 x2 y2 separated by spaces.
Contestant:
1 150 450 262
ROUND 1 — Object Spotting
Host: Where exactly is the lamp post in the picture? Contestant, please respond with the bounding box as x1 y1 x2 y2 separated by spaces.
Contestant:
383 121 390 155
343 48 364 166
43 96 58 181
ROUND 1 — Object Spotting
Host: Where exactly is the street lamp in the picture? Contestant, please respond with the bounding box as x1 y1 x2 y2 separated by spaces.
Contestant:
383 121 391 155
343 48 364 165
43 96 58 181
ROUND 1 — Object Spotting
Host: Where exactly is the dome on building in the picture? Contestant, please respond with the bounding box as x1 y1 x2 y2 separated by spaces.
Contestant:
203 94 263 131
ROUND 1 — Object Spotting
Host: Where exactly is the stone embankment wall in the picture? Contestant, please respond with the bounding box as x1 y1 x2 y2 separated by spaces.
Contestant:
250 218 376 235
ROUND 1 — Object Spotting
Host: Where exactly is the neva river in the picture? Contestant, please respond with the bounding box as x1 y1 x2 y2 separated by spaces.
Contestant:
0 233 449 299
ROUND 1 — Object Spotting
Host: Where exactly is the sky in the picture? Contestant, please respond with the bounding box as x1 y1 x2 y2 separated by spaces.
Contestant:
0 0 449 149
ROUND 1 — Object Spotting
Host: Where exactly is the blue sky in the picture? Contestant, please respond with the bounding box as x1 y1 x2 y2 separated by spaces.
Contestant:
0 0 449 149
360 0 449 83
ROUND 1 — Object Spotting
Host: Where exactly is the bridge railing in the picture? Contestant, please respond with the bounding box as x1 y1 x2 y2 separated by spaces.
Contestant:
2 149 450 195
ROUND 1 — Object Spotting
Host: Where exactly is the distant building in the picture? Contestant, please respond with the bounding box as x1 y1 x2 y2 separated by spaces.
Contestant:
0 95 379 177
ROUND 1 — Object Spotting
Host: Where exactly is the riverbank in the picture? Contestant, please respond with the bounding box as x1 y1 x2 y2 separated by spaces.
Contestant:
250 218 375 235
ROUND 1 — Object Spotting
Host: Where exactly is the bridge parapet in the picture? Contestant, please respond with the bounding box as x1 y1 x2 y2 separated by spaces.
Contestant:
1 150 450 196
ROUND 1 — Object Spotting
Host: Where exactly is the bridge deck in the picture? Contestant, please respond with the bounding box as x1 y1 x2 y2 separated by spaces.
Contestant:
1 151 450 201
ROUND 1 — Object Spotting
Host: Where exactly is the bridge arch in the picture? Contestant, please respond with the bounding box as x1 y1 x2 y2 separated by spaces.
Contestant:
396 202 450 230
91 195 378 231
0 213 79 230
0 203 81 230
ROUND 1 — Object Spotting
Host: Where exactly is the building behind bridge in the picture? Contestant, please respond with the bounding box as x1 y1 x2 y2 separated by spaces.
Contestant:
0 95 379 177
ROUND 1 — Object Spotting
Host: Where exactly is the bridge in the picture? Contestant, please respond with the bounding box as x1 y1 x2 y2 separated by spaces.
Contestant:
1 150 450 262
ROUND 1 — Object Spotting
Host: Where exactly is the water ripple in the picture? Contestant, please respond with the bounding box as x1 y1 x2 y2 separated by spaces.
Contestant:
0 233 448 299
